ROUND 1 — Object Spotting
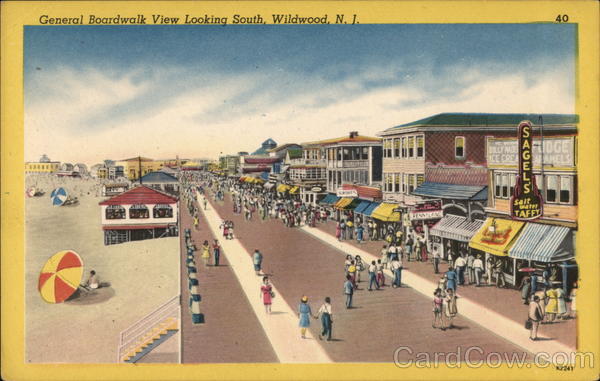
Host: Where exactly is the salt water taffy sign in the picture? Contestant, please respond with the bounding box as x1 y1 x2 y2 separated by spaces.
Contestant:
510 121 543 220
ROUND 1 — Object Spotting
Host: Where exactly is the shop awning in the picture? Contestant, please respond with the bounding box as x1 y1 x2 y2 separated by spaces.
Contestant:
371 203 401 222
319 194 339 205
289 186 299 194
469 218 525 257
363 202 381 216
342 198 361 210
277 184 291 192
508 223 573 262
354 201 372 214
413 182 488 201
430 214 485 242
334 198 354 209
264 182 275 189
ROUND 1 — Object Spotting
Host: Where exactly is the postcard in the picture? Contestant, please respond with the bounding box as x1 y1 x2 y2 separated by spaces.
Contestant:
1 1 599 380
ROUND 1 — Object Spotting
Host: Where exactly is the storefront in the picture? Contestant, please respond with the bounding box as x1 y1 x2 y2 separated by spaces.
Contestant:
508 223 577 294
429 214 485 261
408 199 444 250
371 202 402 241
469 217 525 287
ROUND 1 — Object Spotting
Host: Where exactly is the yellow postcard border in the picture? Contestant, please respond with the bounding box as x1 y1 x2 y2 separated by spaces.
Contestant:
2 1 599 380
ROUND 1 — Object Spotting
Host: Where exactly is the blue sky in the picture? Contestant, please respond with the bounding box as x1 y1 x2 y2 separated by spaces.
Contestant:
24 24 576 164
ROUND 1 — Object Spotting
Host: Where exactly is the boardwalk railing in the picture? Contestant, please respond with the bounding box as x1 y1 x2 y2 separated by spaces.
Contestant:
117 295 180 362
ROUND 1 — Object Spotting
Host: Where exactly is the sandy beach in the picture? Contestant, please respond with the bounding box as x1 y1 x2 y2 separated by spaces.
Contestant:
25 175 180 363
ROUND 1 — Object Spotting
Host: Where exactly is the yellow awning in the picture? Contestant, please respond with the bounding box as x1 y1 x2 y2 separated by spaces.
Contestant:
334 198 353 209
371 203 401 222
289 186 299 194
255 178 265 183
277 184 291 192
469 217 525 257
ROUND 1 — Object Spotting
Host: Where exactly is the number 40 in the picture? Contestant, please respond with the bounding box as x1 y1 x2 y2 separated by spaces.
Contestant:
555 14 569 23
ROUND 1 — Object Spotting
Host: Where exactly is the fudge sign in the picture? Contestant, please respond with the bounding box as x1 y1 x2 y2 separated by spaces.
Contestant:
510 121 543 220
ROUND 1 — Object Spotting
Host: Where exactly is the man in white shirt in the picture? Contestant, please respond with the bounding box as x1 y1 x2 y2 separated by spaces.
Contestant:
454 255 467 285
390 258 403 288
472 255 484 286
368 261 380 291
317 297 333 341
467 253 475 285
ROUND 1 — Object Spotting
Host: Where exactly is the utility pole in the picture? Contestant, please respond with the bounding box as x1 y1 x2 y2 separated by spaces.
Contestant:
138 156 143 185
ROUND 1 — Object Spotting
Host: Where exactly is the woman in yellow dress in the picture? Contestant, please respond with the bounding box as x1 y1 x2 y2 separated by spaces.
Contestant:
545 284 559 323
201 240 211 264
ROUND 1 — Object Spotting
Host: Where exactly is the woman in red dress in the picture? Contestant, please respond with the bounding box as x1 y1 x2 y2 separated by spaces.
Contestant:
260 276 273 314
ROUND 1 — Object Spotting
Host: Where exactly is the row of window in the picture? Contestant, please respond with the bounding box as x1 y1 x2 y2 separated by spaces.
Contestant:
493 172 575 205
383 173 425 194
382 135 425 159
27 164 58 170
105 204 174 220
327 170 369 186
326 147 369 161
289 168 326 180
303 149 322 160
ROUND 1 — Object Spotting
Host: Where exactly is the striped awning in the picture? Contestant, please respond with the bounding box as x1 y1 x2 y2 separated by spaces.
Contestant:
277 184 291 192
334 198 354 209
430 214 484 242
363 202 381 217
371 203 401 222
289 186 299 194
469 218 525 257
354 201 372 214
508 223 573 262
319 194 339 205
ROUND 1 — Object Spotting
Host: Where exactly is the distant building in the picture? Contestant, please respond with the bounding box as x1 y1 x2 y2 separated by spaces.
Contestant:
25 154 60 174
139 171 179 196
116 157 163 180
99 186 179 245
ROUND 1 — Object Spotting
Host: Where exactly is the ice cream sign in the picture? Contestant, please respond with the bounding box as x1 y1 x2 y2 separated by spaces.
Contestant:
510 121 543 220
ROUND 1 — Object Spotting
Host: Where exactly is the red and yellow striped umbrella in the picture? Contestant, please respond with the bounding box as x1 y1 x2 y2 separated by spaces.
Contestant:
38 250 84 303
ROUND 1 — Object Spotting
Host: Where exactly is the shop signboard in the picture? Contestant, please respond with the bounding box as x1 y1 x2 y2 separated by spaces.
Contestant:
409 199 443 220
311 186 323 192
336 189 358 198
510 121 543 220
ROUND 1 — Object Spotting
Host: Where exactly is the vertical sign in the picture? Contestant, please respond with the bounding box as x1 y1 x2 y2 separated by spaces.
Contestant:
510 121 543 220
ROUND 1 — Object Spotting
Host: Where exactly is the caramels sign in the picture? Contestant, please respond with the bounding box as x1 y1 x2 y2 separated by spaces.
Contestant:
510 121 543 220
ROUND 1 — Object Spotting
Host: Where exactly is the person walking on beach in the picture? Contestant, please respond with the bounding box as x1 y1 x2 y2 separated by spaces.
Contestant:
297 296 315 339
317 297 333 341
445 267 457 292
343 275 354 308
212 239 221 266
444 288 458 328
347 261 357 289
260 276 273 314
368 260 380 291
390 257 402 288
528 295 544 340
253 249 263 275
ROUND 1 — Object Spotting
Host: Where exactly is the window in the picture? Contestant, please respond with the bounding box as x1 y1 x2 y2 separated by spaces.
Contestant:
408 137 415 157
502 174 508 198
106 205 126 219
416 136 424 158
402 137 407 158
362 147 369 160
495 173 502 197
153 204 173 218
402 174 407 194
417 174 425 187
560 176 572 203
393 139 400 158
384 139 392 158
546 175 558 203
343 148 350 160
129 204 149 219
509 174 516 197
455 136 465 159
408 174 415 193
386 174 393 192
394 173 400 192
336 148 342 161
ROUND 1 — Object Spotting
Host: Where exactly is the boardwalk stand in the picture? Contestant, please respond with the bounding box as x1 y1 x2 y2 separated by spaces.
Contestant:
191 300 204 324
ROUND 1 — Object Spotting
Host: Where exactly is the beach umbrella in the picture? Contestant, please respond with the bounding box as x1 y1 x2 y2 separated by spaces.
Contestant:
50 187 68 206
38 250 84 303
26 187 36 198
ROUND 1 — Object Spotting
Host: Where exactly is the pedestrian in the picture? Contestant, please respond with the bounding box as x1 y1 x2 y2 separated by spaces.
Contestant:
473 255 484 286
420 236 428 262
203 196 207 210
432 245 440 274
444 288 458 328
405 235 413 262
545 283 559 323
343 275 354 309
486 257 494 285
317 297 333 341
556 283 567 319
346 220 354 240
355 255 364 283
528 295 544 340
432 288 445 330
212 239 221 266
193 215 199 230
260 276 273 314
390 257 402 288
348 260 357 289
466 252 475 285
454 255 466 285
519 275 531 304
253 249 263 275
344 254 352 275
356 224 364 243
530 272 538 295
376 259 385 287
494 258 506 288
201 240 211 264
380 245 388 269
387 244 397 266
340 220 347 240
445 267 457 292
297 296 315 339
335 222 342 241
368 260 380 291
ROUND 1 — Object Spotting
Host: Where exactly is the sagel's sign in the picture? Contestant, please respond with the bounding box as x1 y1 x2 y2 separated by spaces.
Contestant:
510 121 543 220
